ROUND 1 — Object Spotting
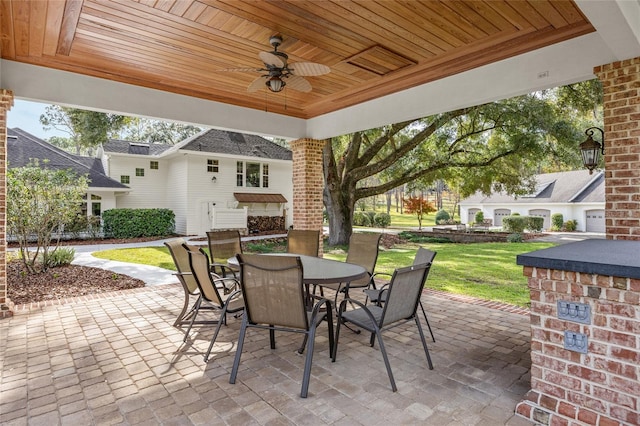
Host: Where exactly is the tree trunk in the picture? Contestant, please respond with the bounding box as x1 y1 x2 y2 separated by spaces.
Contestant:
324 189 353 246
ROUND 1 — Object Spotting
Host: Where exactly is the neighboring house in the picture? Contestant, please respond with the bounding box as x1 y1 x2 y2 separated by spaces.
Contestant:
459 170 605 232
7 128 128 217
99 129 293 236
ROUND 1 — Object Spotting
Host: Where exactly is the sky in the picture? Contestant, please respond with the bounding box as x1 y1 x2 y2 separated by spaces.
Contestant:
7 99 69 139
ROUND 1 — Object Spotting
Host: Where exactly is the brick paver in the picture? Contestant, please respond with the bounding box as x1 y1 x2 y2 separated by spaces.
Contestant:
1 284 533 425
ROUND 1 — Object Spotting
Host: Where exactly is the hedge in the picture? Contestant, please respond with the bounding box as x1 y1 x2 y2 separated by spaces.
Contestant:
102 208 175 238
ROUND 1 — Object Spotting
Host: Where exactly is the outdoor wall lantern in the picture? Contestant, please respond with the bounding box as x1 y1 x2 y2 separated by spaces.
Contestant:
580 127 605 174
211 175 217 182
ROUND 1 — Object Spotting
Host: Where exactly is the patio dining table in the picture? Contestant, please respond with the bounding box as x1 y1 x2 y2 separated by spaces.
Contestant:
227 253 368 286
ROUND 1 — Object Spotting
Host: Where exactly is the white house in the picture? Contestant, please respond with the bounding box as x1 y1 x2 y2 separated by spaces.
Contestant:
99 129 293 236
459 170 605 233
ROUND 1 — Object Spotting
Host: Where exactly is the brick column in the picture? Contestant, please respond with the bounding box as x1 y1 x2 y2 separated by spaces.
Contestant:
594 58 640 240
0 89 14 319
289 138 324 255
515 266 639 425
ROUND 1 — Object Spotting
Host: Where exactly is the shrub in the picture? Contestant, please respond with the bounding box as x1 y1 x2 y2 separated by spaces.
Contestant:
564 220 577 231
474 211 484 224
373 212 391 228
551 213 564 231
511 212 520 216
435 209 451 224
507 233 524 243
45 247 76 267
366 211 376 224
353 211 371 227
102 208 175 238
502 215 527 233
526 216 544 232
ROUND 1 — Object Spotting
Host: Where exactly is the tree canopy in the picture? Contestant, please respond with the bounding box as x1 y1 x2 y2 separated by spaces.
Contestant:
323 81 602 245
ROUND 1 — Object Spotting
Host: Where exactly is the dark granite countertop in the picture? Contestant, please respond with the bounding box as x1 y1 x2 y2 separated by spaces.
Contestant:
516 239 640 279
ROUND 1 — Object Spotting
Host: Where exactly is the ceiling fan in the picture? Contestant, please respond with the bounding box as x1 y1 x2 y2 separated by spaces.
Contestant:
230 35 330 93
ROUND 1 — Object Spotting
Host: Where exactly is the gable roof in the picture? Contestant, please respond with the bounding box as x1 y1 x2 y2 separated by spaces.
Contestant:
101 139 173 156
461 170 604 205
178 129 292 161
7 128 128 189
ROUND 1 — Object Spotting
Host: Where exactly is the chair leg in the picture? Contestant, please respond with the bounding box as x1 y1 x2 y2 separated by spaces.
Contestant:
414 316 434 370
300 327 316 398
204 304 230 362
183 297 202 342
419 300 436 343
229 315 248 384
331 312 343 362
174 287 191 327
374 327 397 392
269 327 276 349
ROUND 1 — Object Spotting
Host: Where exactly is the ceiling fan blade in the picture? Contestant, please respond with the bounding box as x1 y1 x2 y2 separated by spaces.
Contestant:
259 51 285 68
285 75 312 92
215 68 262 72
289 62 330 76
247 76 266 92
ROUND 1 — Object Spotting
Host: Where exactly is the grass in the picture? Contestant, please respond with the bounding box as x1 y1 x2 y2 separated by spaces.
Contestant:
93 239 554 308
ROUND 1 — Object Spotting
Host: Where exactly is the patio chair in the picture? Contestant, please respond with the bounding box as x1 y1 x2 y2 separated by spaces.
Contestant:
314 233 382 307
363 247 437 342
332 262 434 392
286 229 320 257
206 230 243 278
229 253 334 398
164 238 211 327
184 245 244 362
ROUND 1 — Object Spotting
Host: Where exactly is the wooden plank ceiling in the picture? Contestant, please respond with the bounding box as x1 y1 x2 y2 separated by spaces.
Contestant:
1 0 594 119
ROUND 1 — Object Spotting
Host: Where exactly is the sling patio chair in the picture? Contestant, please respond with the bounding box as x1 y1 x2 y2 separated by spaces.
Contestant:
332 262 434 392
286 229 320 257
363 247 437 342
165 238 217 327
206 230 243 278
184 245 244 362
229 253 334 398
314 232 382 308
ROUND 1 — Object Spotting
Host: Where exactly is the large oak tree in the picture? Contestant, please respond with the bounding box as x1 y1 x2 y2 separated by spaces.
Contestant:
323 85 600 245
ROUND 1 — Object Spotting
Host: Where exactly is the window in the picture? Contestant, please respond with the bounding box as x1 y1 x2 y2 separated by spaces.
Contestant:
246 162 260 187
136 168 145 177
262 164 269 188
207 159 219 173
121 175 130 184
236 161 269 187
150 161 159 170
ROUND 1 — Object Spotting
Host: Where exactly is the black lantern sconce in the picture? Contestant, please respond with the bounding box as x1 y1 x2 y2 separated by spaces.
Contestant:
580 127 605 174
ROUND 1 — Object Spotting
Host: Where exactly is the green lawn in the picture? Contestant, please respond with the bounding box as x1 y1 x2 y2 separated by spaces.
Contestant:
93 240 554 308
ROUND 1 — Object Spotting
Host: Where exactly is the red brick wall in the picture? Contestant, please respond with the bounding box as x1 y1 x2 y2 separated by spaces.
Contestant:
289 138 325 255
594 58 640 240
0 89 14 319
516 267 639 425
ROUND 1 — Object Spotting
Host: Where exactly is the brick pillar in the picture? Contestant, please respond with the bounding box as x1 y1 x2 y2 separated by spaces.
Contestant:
515 267 639 425
289 138 325 255
0 89 14 319
594 57 640 240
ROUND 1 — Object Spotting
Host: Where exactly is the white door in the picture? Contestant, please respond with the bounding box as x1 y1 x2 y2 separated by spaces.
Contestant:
585 209 605 233
468 208 480 224
494 209 511 227
529 209 551 230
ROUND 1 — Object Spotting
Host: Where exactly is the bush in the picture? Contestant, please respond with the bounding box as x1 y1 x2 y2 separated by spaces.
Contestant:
526 216 544 232
551 213 564 231
502 215 527 233
435 209 451 224
511 212 520 216
366 211 376 224
474 211 484 225
102 208 175 238
45 247 76 267
564 220 578 231
353 211 371 227
507 233 524 243
64 214 103 239
373 212 391 228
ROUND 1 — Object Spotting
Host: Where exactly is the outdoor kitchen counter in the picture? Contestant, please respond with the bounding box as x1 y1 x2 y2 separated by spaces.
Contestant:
516 239 640 279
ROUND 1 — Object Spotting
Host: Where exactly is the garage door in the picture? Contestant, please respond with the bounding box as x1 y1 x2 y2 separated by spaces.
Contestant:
586 210 605 233
468 208 480 224
529 209 551 230
494 209 511 227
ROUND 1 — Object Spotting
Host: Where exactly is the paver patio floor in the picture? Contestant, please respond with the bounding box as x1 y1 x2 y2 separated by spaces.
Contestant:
1 284 533 425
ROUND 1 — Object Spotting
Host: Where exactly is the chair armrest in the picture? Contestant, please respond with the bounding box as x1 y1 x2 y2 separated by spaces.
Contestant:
210 262 238 278
211 275 240 293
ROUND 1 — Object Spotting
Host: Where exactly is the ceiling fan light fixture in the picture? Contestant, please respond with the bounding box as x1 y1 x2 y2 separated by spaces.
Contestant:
266 76 285 92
